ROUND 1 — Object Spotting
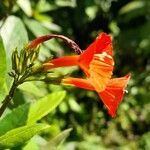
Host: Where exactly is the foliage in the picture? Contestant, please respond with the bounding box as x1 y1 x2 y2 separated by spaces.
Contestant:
0 0 150 149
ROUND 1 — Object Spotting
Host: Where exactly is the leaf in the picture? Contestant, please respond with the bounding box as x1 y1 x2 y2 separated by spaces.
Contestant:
0 15 28 57
22 137 40 150
18 82 44 97
36 0 58 13
119 1 144 14
27 91 66 125
24 18 62 54
0 124 50 149
118 1 147 23
41 128 72 150
0 16 28 87
17 0 32 17
0 36 7 101
56 0 76 7
0 103 30 136
140 132 150 150
24 18 50 36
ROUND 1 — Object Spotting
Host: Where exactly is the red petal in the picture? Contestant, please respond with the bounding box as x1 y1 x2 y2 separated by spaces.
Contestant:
43 55 79 70
79 32 112 74
62 78 95 91
98 74 130 117
89 52 114 91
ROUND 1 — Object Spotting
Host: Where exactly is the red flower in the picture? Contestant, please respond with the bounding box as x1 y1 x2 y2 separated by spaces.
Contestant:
62 75 130 117
44 33 114 92
29 32 130 117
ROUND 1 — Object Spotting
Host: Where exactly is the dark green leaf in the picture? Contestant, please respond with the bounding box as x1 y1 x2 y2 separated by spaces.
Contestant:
0 103 30 136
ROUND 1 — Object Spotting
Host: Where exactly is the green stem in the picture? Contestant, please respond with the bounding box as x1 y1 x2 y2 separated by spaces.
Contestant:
0 77 18 117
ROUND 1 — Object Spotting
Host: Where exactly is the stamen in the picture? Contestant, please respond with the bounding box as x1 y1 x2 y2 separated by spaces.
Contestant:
94 52 112 61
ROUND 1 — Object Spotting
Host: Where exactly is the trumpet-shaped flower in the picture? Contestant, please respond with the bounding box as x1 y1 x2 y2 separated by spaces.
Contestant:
62 75 130 117
44 33 114 92
28 32 130 117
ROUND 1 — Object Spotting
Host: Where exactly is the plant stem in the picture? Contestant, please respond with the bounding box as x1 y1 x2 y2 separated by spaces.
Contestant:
0 77 18 117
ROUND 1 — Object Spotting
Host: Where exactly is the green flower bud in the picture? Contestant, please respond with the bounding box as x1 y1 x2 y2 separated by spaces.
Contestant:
30 47 40 63
31 64 44 74
11 49 20 74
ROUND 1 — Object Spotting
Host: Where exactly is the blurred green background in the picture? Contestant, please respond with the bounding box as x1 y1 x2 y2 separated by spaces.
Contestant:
0 0 150 149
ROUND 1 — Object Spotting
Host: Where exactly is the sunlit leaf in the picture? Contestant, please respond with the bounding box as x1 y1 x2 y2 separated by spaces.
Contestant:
0 124 50 149
18 82 44 97
24 18 50 36
56 0 76 7
119 1 144 14
0 36 7 101
27 91 66 125
0 16 28 57
85 6 98 20
33 13 61 32
22 137 39 150
17 0 32 17
0 16 28 86
68 98 81 112
24 18 62 54
36 0 57 13
140 132 150 150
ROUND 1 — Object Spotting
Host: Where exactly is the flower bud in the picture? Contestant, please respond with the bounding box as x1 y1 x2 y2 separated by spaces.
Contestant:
11 49 20 74
19 49 27 74
31 64 44 74
30 47 40 63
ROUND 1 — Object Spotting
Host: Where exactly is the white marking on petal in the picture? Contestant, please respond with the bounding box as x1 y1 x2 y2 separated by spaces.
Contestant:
94 52 112 62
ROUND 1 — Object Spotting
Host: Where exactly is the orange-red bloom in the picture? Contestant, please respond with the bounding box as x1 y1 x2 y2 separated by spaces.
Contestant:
30 32 130 117
63 75 130 117
44 33 114 92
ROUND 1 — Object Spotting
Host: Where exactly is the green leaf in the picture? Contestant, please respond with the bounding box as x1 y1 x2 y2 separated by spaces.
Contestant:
0 16 28 73
36 0 58 13
0 124 50 149
17 0 32 17
0 103 30 136
24 18 62 54
41 128 72 150
0 36 7 101
18 82 44 97
27 91 66 125
0 16 28 56
119 1 144 14
23 138 39 150
140 132 150 150
24 18 50 36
